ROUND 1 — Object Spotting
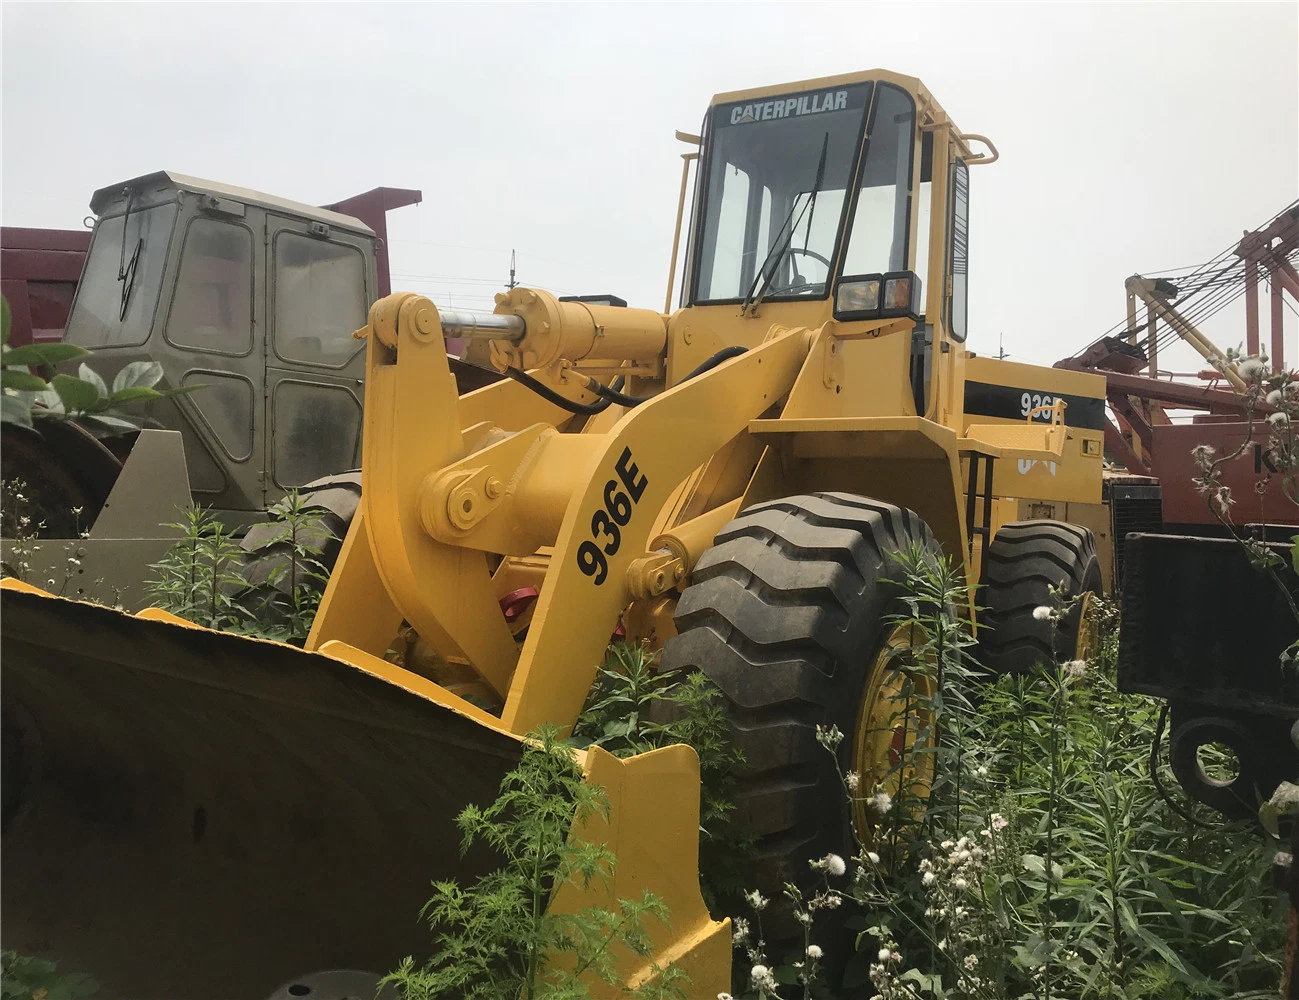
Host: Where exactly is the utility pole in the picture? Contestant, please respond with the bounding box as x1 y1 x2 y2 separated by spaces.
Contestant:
507 250 517 291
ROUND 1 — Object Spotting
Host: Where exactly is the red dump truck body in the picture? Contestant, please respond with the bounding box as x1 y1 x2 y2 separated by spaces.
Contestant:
1 226 91 347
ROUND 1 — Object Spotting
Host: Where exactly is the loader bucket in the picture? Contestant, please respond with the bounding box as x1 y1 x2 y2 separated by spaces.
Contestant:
0 580 525 999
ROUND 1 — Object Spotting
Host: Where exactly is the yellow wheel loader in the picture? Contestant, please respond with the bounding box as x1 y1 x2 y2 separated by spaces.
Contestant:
1 69 1106 998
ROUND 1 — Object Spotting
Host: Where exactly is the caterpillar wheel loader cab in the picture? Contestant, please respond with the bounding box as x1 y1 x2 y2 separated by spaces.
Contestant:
2 70 1105 998
0 172 459 610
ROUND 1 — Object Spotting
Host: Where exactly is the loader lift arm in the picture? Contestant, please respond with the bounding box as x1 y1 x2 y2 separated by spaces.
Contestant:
309 292 816 735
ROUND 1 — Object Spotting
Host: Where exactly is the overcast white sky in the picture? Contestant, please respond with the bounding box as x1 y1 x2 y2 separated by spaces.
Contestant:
3 2 1296 370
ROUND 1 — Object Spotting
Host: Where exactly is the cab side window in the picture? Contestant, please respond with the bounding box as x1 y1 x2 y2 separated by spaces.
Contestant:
273 232 366 367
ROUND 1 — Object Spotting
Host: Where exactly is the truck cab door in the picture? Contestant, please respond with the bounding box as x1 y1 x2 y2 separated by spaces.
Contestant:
263 215 372 501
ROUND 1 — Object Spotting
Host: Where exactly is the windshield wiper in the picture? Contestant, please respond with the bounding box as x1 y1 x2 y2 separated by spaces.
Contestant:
117 190 143 321
740 131 830 316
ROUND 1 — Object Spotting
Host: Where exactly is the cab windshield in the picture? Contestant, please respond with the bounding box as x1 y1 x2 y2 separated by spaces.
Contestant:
65 202 178 349
692 82 871 304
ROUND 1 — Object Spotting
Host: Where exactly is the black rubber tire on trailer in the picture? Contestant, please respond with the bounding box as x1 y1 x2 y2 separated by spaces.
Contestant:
975 520 1102 676
660 493 941 940
1168 703 1293 821
237 472 362 635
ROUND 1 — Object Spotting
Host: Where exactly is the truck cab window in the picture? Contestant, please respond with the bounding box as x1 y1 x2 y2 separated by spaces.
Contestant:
166 218 253 354
64 203 177 349
273 232 366 367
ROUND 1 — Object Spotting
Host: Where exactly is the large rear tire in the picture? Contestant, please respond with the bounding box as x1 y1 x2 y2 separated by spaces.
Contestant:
660 493 940 932
975 520 1102 675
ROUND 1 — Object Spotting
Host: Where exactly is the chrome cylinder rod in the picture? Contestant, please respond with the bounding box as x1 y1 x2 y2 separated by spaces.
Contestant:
437 309 525 342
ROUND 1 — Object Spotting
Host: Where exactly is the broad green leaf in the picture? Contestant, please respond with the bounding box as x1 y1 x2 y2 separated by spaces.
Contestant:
51 373 104 414
1291 535 1299 576
1 392 34 428
75 412 140 437
111 359 164 393
107 386 165 405
77 362 109 397
1 341 92 368
1 369 48 392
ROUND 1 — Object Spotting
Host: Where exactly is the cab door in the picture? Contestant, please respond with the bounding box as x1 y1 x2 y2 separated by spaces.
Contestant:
263 215 373 499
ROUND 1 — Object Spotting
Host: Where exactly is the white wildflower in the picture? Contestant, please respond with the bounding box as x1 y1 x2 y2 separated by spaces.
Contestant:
964 953 979 970
718 994 734 1000
796 909 813 926
869 789 893 815
845 769 860 791
991 813 1009 831
821 894 842 909
922 870 936 886
1269 410 1290 425
953 876 968 891
806 944 823 960
1032 605 1052 621
1268 389 1284 406
731 916 749 945
750 965 777 993
975 765 988 778
1063 659 1088 679
825 853 846 877
744 889 768 912
890 951 902 963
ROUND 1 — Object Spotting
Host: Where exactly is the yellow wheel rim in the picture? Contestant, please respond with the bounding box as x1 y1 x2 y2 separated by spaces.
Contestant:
851 623 936 843
1073 590 1098 665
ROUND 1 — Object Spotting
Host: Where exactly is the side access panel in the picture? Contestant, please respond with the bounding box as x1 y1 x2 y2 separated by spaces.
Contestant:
1117 532 1299 716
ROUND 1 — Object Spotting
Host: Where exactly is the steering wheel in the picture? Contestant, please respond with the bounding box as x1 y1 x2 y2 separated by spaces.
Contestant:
768 247 833 295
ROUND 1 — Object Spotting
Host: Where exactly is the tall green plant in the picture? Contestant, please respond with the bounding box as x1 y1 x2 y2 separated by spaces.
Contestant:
238 489 333 643
572 642 748 912
382 726 687 1000
724 555 1285 1000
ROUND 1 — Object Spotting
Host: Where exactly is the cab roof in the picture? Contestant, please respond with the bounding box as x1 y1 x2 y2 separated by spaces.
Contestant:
89 171 375 236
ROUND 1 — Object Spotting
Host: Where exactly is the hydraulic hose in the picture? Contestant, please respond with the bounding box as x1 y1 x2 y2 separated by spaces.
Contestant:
507 345 749 413
504 369 626 416
583 345 751 407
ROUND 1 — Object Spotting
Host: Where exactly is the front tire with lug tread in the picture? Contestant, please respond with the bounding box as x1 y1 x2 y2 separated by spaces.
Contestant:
660 492 941 936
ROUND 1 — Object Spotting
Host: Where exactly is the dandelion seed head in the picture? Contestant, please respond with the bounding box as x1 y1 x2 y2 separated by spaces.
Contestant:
878 947 891 962
1032 605 1053 621
1063 659 1088 679
806 944 822 960
825 853 846 877
867 851 880 865
1239 357 1267 380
